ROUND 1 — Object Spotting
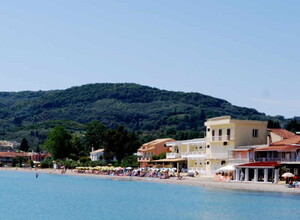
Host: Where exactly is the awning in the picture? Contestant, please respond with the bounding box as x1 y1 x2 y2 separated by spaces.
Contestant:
236 161 280 168
215 164 237 173
152 158 187 163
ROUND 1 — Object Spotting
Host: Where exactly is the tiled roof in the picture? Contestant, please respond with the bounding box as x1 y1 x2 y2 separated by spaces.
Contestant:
255 145 300 152
90 149 104 154
0 152 29 157
236 161 280 167
269 129 296 139
138 138 175 151
271 135 300 146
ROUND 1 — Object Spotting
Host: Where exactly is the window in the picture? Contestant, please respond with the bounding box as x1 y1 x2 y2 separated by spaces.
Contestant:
206 161 210 165
219 129 222 140
207 145 210 148
221 161 226 165
223 142 228 146
227 129 231 140
212 130 215 140
252 129 258 137
207 128 210 132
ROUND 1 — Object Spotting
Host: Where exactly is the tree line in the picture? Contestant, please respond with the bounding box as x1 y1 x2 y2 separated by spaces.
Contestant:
43 121 141 164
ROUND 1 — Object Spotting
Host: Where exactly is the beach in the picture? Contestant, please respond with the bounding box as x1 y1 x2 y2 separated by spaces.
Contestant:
2 167 300 195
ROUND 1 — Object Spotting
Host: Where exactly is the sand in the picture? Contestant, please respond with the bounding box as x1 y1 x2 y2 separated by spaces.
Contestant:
1 167 300 195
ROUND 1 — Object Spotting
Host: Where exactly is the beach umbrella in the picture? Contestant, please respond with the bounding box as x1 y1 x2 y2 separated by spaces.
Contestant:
282 172 295 178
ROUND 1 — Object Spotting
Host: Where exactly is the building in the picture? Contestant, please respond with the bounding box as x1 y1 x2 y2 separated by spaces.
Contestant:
0 152 30 164
137 138 174 167
268 128 296 144
233 134 300 183
90 149 105 161
165 139 206 173
0 140 20 152
204 116 268 175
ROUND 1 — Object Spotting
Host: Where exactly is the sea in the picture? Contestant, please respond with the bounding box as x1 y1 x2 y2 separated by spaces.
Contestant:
0 170 299 220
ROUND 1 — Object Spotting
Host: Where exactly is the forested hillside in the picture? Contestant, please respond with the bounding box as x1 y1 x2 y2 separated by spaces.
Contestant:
0 83 285 148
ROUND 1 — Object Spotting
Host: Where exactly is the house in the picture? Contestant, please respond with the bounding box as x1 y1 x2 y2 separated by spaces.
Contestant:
137 138 174 167
204 116 268 175
233 134 300 183
0 140 20 152
90 149 105 161
268 128 295 144
163 116 268 176
0 152 30 164
164 139 206 173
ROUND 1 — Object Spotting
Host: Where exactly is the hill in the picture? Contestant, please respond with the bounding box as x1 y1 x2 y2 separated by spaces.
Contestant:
0 83 285 148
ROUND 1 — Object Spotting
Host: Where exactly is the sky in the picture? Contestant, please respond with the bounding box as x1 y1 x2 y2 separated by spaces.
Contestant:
0 1 299 118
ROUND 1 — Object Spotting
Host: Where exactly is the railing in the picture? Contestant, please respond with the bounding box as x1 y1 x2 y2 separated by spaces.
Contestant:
255 157 300 162
207 135 234 142
228 158 251 164
137 157 151 162
166 153 181 159
181 151 206 158
206 153 228 159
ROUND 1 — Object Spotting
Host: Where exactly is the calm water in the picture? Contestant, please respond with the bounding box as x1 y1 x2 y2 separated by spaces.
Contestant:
0 171 299 220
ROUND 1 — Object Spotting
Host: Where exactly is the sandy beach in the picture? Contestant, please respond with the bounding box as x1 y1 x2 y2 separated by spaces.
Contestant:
1 167 300 195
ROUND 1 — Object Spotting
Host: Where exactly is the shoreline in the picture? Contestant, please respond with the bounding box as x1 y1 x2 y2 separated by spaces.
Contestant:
1 167 300 195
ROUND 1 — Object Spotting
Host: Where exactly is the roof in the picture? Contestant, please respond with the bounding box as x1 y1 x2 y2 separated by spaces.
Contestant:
255 145 300 152
271 135 300 146
90 149 104 154
166 138 205 147
152 158 187 163
142 138 175 146
236 161 280 168
138 138 175 151
0 152 29 158
231 144 268 151
269 129 296 139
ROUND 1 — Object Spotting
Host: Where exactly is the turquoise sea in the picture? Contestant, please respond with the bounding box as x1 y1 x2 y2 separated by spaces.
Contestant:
0 171 299 220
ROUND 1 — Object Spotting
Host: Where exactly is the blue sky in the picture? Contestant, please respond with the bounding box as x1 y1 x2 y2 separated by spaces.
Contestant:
0 1 299 118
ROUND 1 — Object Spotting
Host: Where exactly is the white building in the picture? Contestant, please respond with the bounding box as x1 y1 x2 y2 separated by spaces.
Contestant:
90 149 105 161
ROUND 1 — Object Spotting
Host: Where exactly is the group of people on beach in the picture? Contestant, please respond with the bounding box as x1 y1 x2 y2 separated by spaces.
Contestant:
75 167 194 180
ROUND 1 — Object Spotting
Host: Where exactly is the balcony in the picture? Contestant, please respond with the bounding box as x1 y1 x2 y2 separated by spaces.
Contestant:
255 157 300 162
207 135 234 142
138 157 151 162
181 151 206 158
228 158 251 164
206 153 228 160
166 153 181 159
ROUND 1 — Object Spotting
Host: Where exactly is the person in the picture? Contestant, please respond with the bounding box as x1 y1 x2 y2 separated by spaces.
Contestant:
240 172 244 182
36 173 39 178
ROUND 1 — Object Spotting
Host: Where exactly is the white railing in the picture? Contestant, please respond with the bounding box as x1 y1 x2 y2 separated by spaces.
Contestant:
206 153 228 159
166 153 181 159
207 135 234 142
182 151 206 158
228 158 251 164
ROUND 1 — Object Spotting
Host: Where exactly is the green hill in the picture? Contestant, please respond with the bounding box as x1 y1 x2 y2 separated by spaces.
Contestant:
0 83 285 147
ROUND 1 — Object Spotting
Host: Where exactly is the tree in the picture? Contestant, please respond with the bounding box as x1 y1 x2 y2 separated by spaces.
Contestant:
120 155 139 167
267 120 281 129
286 119 300 133
103 125 140 162
70 135 85 157
43 126 72 159
84 121 106 153
19 138 29 152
